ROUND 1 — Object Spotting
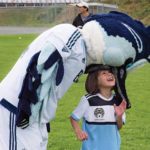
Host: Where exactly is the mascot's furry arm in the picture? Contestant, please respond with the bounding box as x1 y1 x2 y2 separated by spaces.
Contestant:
82 11 150 108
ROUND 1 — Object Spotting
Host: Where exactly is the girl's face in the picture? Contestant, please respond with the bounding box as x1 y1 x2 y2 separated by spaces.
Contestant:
97 70 115 89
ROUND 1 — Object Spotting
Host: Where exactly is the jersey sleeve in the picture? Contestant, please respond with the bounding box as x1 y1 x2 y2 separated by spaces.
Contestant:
71 96 89 121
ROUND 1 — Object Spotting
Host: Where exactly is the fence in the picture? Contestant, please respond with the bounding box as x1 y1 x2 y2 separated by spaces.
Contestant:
0 2 118 26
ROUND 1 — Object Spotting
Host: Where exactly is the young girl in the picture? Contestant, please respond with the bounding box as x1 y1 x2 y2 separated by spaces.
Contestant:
70 64 126 150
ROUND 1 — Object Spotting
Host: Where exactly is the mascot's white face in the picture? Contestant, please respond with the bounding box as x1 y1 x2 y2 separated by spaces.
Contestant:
81 20 136 68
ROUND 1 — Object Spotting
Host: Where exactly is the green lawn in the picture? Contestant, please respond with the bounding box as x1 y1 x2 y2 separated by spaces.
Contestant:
0 34 150 150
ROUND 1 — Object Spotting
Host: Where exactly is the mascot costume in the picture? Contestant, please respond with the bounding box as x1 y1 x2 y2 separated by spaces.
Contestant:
0 11 149 149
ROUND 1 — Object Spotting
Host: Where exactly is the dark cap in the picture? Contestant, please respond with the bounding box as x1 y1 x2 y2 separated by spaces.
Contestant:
85 64 113 74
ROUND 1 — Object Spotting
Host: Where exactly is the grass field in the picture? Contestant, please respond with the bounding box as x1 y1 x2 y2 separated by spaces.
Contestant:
0 34 150 150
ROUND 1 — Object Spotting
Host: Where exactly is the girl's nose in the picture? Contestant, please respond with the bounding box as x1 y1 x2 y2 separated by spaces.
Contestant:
107 72 114 77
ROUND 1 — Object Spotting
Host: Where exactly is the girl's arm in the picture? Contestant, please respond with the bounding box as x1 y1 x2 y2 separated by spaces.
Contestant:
114 100 127 129
116 116 123 129
70 117 88 141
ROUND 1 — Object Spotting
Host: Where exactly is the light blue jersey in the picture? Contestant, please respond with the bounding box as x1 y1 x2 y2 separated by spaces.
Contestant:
71 93 125 150
81 120 120 150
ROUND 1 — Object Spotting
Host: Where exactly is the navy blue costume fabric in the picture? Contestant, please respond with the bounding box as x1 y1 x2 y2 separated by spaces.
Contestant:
87 11 150 63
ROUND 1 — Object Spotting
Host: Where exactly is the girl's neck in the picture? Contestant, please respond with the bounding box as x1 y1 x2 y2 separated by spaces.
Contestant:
99 88 112 99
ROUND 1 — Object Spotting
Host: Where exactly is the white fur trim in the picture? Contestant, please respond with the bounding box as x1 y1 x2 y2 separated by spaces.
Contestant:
80 21 105 65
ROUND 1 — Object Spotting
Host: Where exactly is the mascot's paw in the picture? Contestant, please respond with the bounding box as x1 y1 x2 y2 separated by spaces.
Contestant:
103 47 126 66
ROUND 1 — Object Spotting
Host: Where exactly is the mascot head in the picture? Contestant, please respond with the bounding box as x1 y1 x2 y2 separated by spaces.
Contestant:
81 11 150 108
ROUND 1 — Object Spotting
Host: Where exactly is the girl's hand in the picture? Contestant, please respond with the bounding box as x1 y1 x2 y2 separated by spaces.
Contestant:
114 100 126 118
75 129 88 141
